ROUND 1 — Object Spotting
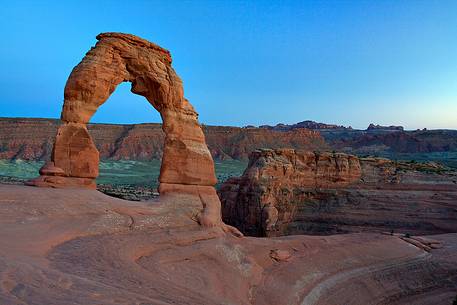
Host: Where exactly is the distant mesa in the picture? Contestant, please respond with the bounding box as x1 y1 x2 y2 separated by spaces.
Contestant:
367 123 404 131
258 120 352 131
257 121 405 132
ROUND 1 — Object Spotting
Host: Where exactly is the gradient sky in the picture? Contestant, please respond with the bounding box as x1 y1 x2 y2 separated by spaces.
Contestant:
0 0 456 129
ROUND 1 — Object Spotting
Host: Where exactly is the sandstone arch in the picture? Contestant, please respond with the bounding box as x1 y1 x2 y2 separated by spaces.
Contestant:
29 33 235 231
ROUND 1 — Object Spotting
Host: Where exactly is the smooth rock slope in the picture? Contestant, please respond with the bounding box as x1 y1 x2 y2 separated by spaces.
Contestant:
0 184 456 305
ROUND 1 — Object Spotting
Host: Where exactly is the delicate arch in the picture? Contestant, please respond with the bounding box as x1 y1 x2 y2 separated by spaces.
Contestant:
28 33 237 231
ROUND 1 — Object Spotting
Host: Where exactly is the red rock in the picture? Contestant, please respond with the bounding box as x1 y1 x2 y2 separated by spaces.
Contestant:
29 32 215 188
53 123 100 179
219 149 362 236
1 185 457 304
28 33 227 228
3 117 457 161
269 249 292 262
0 118 328 162
26 175 97 189
401 237 432 252
219 149 457 237
239 148 362 189
38 161 65 176
411 236 442 245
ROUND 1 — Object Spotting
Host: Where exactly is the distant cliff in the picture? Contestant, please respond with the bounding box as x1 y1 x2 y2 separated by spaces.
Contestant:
1 117 457 162
0 118 327 161
324 128 457 155
257 120 404 131
366 123 404 131
258 120 351 131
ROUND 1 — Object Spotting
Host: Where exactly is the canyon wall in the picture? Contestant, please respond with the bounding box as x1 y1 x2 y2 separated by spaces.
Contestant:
322 129 457 155
0 118 326 161
2 118 457 163
219 149 457 237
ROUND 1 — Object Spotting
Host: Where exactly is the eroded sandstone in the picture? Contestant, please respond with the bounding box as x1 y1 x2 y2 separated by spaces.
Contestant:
1 185 456 305
219 148 457 237
27 33 230 229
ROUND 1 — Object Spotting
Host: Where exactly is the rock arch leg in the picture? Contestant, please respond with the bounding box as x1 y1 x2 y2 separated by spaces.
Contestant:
28 123 99 188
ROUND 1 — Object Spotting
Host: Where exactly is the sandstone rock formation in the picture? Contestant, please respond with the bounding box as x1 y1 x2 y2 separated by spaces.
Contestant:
203 125 325 160
1 184 456 305
219 149 362 236
30 32 215 188
0 118 57 160
219 149 457 236
26 33 237 230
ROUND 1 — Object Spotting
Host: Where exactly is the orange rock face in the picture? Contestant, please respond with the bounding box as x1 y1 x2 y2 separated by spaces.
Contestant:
219 148 362 236
52 123 100 179
28 33 229 229
219 149 457 237
236 148 361 189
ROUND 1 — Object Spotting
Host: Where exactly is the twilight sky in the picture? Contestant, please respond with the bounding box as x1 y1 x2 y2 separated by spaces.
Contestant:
0 0 456 129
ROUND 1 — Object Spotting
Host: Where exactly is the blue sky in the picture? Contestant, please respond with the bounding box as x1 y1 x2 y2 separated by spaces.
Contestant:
0 0 456 129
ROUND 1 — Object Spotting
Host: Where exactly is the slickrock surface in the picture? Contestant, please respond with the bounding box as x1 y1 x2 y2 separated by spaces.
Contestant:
0 184 456 305
0 118 326 161
219 149 457 237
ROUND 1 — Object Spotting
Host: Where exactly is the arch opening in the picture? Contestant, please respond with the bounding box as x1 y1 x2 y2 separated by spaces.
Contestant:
90 81 162 125
89 80 163 191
